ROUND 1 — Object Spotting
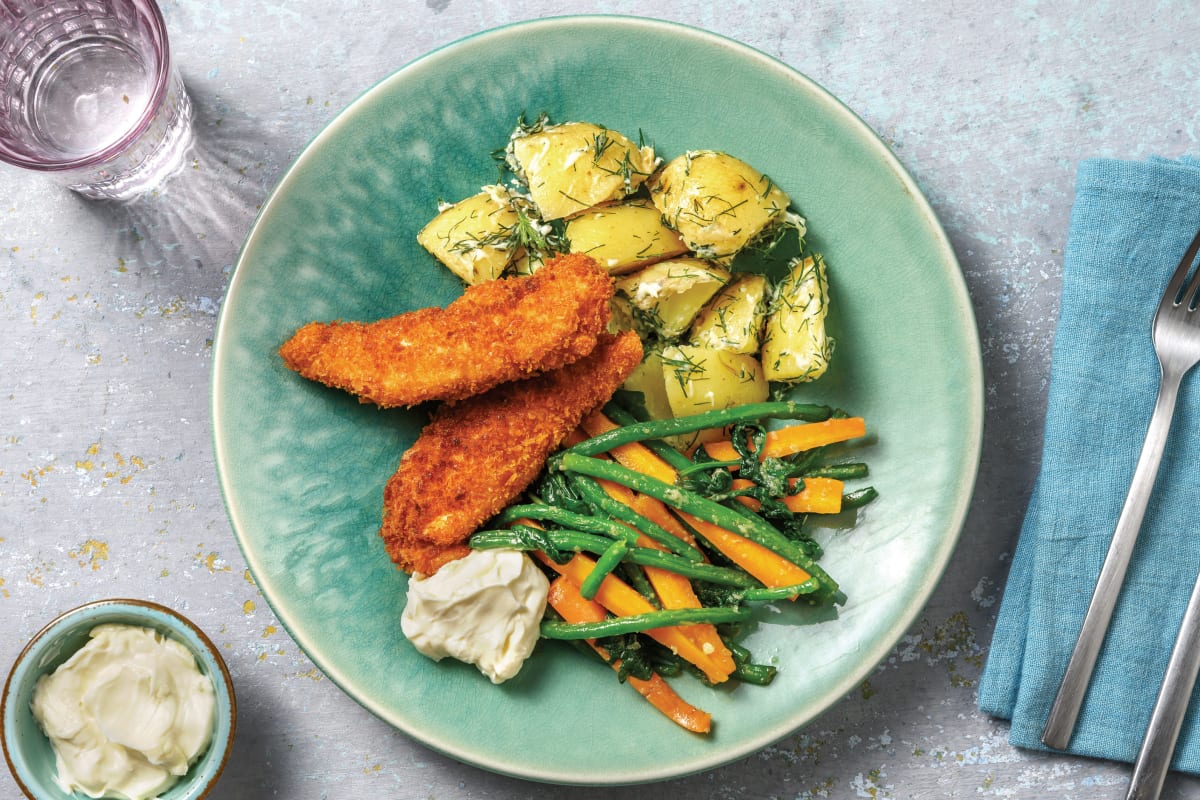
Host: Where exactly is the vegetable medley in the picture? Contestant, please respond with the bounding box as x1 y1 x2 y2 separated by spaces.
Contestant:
413 114 876 733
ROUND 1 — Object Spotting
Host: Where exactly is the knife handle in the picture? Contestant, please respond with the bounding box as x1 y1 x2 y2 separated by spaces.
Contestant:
1126 567 1200 800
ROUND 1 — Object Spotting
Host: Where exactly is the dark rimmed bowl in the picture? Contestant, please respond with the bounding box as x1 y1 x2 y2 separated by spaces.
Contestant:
1 599 236 799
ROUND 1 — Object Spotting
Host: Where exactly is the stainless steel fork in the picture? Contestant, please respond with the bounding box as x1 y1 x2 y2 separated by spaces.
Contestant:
1042 227 1200 751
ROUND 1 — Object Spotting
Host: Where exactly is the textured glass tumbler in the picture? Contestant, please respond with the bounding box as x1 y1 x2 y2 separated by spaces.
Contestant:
0 0 192 200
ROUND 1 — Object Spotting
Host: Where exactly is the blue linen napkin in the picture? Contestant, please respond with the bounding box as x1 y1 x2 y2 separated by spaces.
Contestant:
979 156 1200 768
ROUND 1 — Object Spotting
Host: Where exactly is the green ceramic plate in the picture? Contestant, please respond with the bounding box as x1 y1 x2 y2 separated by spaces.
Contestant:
212 15 982 785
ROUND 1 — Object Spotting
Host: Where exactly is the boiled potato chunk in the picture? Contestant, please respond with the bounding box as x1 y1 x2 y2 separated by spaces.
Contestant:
565 199 689 274
508 249 548 277
662 345 769 418
417 186 520 284
507 120 658 221
649 150 794 259
689 274 769 354
620 349 675 423
614 259 730 340
761 254 833 383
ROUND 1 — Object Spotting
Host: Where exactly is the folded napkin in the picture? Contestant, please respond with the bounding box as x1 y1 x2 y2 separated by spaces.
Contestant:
980 155 1200 768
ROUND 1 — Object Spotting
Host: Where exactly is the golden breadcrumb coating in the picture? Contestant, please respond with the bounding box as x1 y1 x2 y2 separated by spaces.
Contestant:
279 253 614 407
381 331 644 575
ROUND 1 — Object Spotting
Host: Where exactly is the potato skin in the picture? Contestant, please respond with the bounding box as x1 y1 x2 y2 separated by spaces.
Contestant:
689 273 770 354
416 186 520 284
614 258 731 340
508 121 658 221
620 348 675 422
649 150 792 259
662 344 769 418
565 199 689 274
761 254 833 383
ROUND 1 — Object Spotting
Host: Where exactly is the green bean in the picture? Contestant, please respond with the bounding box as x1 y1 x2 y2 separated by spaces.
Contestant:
726 641 752 664
804 463 869 480
600 400 642 427
732 662 778 686
618 562 659 605
580 538 629 600
466 523 570 563
470 527 612 555
602 401 696 472
557 453 841 604
540 606 753 640
718 639 777 684
469 528 758 587
568 401 832 457
568 474 704 562
627 549 757 588
493 503 638 543
738 579 820 601
643 437 694 472
842 486 879 509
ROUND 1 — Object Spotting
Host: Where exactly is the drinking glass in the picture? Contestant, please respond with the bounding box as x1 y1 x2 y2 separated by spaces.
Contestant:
0 0 192 200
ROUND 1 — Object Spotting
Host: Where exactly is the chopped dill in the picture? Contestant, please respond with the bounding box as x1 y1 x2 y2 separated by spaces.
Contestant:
591 129 615 164
662 347 707 392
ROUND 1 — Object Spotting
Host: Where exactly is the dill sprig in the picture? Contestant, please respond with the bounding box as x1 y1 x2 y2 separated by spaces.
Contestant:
441 191 568 263
661 347 707 393
509 197 569 257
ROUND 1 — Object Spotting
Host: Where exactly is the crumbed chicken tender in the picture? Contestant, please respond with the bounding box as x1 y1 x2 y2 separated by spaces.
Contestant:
279 253 613 407
381 331 644 575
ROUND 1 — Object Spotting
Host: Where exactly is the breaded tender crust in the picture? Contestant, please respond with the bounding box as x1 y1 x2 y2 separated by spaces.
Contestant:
279 254 614 407
381 331 644 575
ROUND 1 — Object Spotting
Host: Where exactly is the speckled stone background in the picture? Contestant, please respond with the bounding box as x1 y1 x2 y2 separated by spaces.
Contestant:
3 1 1198 798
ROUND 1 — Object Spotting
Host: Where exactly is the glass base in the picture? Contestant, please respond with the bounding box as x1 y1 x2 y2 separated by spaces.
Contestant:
66 72 194 201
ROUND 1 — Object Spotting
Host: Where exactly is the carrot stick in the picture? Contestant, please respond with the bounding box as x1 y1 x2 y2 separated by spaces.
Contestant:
584 453 734 674
639 562 735 675
595 476 636 505
679 511 814 591
546 577 712 734
628 493 701 551
732 477 844 514
623 495 733 673
703 417 866 464
582 411 678 484
789 476 844 514
581 410 819 596
628 668 713 734
535 551 732 684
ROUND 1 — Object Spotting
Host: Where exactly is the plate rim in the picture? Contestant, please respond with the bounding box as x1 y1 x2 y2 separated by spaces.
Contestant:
211 13 984 785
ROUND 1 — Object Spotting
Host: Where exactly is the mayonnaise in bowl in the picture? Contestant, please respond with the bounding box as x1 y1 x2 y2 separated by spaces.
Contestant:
30 623 216 800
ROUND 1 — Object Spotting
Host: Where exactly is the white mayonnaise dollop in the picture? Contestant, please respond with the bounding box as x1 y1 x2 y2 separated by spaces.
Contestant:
30 623 216 800
401 548 549 684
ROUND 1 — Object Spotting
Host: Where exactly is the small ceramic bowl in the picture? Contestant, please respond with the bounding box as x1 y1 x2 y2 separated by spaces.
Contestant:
1 599 236 800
